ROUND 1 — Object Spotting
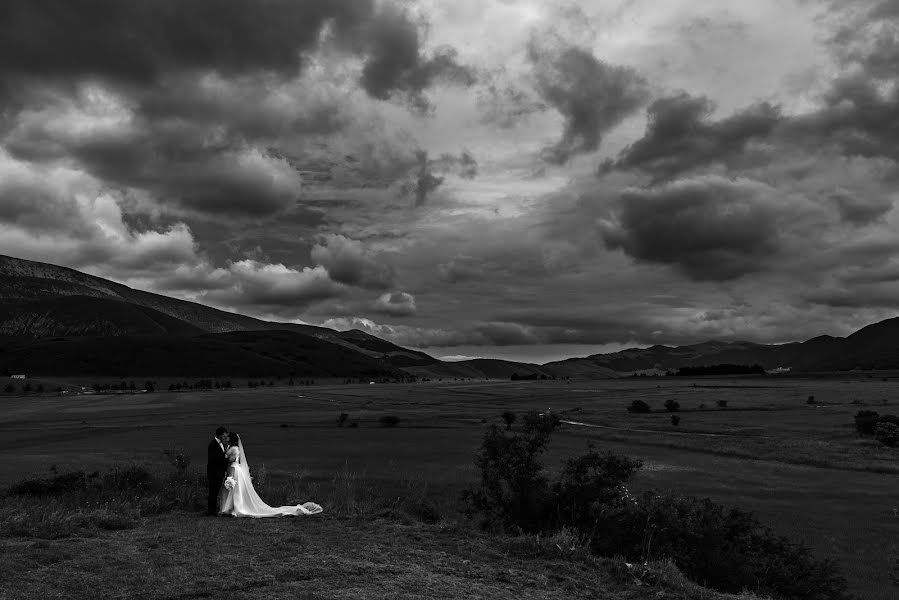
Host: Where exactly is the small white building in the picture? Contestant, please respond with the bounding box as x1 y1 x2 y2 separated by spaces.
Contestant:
11 374 25 379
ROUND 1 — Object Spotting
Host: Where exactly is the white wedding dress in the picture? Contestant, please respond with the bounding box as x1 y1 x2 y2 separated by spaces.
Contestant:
218 438 322 518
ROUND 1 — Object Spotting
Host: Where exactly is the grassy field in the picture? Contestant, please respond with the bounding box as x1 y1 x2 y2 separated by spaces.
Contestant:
0 376 896 599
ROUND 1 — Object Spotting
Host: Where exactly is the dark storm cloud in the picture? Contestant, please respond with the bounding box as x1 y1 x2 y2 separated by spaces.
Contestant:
0 0 472 108
784 74 899 163
528 41 648 164
600 92 782 181
599 176 783 281
0 0 368 87
0 0 476 222
829 190 894 225
346 5 477 112
802 283 899 309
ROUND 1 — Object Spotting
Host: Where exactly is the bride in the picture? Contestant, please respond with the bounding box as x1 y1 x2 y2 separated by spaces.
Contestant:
218 435 322 518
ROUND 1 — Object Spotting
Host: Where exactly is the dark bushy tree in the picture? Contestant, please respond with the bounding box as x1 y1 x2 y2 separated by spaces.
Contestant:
462 411 559 533
378 415 401 427
552 444 641 535
593 492 851 600
501 410 516 431
664 399 680 412
855 410 881 435
627 400 651 413
876 422 898 447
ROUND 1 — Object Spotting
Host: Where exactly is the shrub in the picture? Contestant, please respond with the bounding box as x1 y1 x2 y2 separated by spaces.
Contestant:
627 400 651 414
7 471 93 497
102 465 155 492
501 410 516 431
337 413 349 427
875 422 898 447
716 399 728 408
592 492 851 600
551 444 641 534
671 415 681 426
807 395 815 404
855 410 881 435
378 415 401 427
461 411 560 533
4 383 14 393
664 399 680 412
163 449 191 474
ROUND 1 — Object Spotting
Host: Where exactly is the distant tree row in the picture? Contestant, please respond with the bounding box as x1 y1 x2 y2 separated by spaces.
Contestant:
675 364 765 376
168 380 231 391
510 373 556 380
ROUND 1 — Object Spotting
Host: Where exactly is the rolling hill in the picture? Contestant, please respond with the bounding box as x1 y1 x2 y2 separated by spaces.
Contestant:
3 254 899 377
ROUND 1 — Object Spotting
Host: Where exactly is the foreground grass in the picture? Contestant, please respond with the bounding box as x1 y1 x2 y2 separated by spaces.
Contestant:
0 464 782 600
1 509 773 600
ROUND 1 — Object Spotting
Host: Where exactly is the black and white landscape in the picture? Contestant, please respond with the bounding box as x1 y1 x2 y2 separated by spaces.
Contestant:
1 2 898 600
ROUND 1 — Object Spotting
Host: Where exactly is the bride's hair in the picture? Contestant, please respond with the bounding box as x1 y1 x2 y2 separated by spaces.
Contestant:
226 446 240 462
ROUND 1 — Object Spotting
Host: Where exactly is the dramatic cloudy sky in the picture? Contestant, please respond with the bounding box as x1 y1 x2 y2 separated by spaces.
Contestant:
2 0 899 362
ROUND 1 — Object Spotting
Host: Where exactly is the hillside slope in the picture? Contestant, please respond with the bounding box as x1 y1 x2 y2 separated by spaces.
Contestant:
0 330 401 378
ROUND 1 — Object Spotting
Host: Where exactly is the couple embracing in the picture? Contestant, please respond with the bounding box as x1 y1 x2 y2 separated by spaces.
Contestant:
207 426 322 518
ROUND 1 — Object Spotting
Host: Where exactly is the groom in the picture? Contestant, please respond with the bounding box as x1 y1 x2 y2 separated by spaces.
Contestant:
206 426 230 516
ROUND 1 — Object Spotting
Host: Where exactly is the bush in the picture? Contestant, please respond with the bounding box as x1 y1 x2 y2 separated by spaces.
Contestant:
501 410 516 431
627 400 651 413
337 413 349 427
461 411 560 533
592 492 851 600
716 399 728 408
807 395 815 404
7 471 94 497
671 415 681 426
875 422 898 447
855 410 881 435
664 399 680 412
163 449 191 474
4 383 14 393
552 444 641 534
378 415 401 427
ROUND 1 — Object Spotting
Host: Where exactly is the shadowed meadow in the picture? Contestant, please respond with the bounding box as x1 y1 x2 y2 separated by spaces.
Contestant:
0 376 896 599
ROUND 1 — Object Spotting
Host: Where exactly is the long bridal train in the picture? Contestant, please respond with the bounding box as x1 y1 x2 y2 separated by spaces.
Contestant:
218 439 322 518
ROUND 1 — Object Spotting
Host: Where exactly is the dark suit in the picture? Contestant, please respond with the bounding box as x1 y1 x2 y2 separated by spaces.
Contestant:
207 438 229 515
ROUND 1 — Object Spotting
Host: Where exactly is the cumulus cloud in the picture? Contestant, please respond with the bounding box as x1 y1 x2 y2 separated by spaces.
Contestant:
0 150 200 278
202 260 344 309
601 92 782 181
528 40 648 164
372 291 417 316
309 233 395 289
599 176 786 281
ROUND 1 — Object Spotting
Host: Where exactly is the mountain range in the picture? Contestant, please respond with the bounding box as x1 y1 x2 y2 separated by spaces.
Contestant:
1 254 898 378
